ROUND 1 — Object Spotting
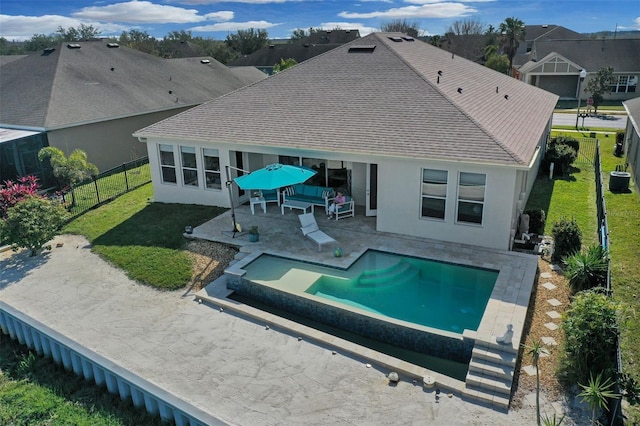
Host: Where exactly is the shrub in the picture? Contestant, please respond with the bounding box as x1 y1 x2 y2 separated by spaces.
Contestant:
524 209 546 235
564 245 608 292
543 137 579 176
0 175 39 218
552 217 582 262
560 289 619 385
0 196 68 256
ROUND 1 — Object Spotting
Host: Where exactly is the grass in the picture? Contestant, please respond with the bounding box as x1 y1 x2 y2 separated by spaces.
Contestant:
528 130 640 423
0 334 165 426
63 183 226 290
555 100 625 111
598 138 640 424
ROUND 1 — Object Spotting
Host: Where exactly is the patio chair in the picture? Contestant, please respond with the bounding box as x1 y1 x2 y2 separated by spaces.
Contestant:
327 195 355 220
298 213 336 251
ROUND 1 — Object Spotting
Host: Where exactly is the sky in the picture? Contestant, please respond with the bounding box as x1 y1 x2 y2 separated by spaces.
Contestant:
1 0 639 42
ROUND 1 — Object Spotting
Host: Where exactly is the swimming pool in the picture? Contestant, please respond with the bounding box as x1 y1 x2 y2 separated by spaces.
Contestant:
227 250 498 365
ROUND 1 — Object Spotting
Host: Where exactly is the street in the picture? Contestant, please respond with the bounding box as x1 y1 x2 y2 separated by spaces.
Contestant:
552 112 627 130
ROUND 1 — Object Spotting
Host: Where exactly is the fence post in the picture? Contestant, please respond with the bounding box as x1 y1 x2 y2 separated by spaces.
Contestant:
93 176 100 204
123 163 129 191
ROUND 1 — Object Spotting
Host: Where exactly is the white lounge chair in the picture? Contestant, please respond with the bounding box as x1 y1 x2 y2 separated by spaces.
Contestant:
298 213 336 251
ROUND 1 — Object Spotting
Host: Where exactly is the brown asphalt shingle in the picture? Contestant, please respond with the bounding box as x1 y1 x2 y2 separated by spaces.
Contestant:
136 33 559 166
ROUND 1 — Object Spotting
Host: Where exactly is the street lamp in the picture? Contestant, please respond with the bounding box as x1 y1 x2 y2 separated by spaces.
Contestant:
575 69 587 129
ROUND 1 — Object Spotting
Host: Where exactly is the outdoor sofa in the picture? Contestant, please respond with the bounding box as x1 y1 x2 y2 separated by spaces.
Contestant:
282 184 334 213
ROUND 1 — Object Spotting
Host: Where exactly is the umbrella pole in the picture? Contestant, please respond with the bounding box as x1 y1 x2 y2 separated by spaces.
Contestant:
223 165 242 238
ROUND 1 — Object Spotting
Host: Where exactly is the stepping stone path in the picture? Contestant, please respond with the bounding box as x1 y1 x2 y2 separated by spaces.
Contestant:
540 272 553 279
542 282 556 290
546 311 561 319
523 365 537 376
544 322 559 331
550 264 562 272
541 336 557 346
547 298 562 307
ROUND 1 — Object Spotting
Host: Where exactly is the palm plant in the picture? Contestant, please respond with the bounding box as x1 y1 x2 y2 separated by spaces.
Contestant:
564 245 608 292
578 371 620 425
498 17 525 76
523 339 546 425
541 413 565 426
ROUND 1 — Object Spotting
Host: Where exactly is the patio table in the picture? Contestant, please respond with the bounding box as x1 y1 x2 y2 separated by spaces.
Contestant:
281 200 314 215
250 196 266 215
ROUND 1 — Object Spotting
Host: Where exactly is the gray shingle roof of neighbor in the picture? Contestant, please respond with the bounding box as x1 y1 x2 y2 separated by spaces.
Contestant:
136 33 559 166
0 41 264 129
228 44 341 68
623 96 640 131
518 39 640 71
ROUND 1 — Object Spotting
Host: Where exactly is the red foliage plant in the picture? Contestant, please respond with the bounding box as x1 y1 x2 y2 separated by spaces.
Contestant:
0 175 40 217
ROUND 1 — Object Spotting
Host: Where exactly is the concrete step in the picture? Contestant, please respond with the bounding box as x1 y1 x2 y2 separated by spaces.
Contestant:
472 346 517 365
462 385 511 409
473 339 519 355
468 358 514 381
465 371 512 396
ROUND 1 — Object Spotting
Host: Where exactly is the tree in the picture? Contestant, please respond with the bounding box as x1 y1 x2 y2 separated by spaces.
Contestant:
118 30 159 55
37 147 98 189
485 54 510 74
523 339 546 426
380 19 420 38
578 372 620 425
273 58 297 73
498 17 525 76
55 24 101 42
428 35 442 48
447 19 484 36
563 245 609 292
225 28 269 55
0 37 24 55
0 196 68 256
584 67 615 115
24 34 56 52
290 27 318 42
0 176 39 218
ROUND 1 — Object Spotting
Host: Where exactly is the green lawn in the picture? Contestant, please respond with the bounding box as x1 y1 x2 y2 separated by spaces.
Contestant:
528 131 640 423
0 335 165 426
63 183 226 290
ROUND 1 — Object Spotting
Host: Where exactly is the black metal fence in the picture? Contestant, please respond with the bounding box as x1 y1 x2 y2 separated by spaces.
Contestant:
594 142 625 426
61 157 151 219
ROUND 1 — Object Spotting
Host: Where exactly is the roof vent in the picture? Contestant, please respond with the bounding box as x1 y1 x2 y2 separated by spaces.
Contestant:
110 67 115 71
401 36 415 42
200 59 211 64
304 43 310 47
107 43 119 48
268 44 275 48
388 36 403 42
348 45 376 53
504 95 509 100
457 88 463 94
43 47 56 55
67 43 81 49
542 24 548 28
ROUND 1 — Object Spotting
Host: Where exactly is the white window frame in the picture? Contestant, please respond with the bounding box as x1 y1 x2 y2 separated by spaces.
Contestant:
456 172 486 225
158 144 177 184
610 75 637 93
180 146 199 187
420 168 447 220
203 148 222 190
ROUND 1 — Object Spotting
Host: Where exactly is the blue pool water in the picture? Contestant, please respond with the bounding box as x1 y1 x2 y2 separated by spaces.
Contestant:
242 250 498 334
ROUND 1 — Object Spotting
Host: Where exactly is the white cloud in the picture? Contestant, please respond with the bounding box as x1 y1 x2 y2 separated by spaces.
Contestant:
175 0 292 4
0 14 127 40
73 0 230 24
635 17 640 30
339 3 476 19
189 20 280 32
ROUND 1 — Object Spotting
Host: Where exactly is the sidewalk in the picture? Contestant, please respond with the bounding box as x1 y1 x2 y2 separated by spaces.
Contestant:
0 235 590 425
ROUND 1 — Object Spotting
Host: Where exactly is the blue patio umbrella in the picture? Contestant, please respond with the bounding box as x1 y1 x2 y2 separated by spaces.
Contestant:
234 163 317 190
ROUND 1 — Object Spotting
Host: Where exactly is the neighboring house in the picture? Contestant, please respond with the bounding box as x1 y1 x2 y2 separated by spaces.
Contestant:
0 41 265 187
516 25 588 56
134 33 558 251
623 96 640 193
228 29 360 75
516 39 640 100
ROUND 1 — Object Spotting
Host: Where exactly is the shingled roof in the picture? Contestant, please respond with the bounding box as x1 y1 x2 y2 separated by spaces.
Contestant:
136 33 559 166
518 39 640 70
0 41 264 129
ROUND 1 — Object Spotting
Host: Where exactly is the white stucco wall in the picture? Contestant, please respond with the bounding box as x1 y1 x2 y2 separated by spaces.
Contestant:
374 157 520 251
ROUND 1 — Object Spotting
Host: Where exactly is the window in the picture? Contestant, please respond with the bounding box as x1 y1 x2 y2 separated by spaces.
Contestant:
203 148 221 190
421 169 447 220
457 172 485 225
180 146 198 187
159 144 176 184
609 75 637 93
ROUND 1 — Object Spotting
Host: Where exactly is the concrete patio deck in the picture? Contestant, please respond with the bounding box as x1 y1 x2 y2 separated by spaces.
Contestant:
192 202 539 407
